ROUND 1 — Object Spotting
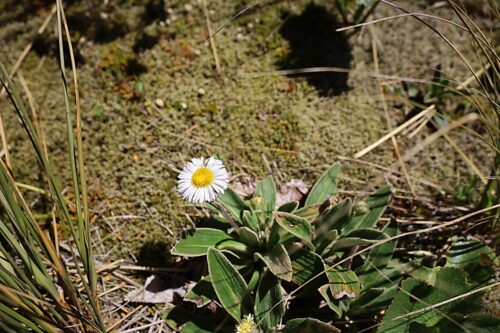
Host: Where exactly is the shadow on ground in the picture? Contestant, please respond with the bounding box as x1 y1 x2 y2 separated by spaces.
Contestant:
279 3 352 96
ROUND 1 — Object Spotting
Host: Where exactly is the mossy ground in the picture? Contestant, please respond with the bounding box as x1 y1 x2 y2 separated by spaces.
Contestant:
0 0 493 260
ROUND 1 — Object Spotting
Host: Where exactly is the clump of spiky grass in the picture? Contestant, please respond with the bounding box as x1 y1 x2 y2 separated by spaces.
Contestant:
0 0 105 331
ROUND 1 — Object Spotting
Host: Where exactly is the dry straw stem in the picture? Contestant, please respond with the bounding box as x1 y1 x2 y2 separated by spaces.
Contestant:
258 203 500 326
398 112 479 163
353 105 435 159
369 25 415 196
201 0 221 74
0 4 56 169
440 131 488 184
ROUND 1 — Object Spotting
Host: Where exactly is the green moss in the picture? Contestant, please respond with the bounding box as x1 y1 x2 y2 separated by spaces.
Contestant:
0 0 493 257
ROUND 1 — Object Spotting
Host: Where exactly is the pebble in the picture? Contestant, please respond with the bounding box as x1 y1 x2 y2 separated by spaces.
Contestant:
180 102 188 109
197 88 206 96
235 33 244 42
184 4 193 12
154 98 165 108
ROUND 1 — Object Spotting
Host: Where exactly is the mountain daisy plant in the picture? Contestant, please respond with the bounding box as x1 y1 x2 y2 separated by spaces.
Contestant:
167 161 498 333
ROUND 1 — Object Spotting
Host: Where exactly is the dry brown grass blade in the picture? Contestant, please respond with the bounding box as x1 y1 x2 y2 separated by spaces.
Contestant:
441 131 488 184
0 5 56 97
369 25 416 196
399 113 480 163
354 105 435 158
202 0 221 74
0 113 10 169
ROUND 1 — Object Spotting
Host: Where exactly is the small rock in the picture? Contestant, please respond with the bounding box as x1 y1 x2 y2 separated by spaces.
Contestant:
180 102 188 109
184 4 193 12
100 12 108 20
154 98 165 108
197 88 206 96
235 33 244 42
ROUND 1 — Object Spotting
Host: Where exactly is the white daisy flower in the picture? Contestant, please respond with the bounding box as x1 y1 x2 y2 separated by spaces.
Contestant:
177 157 229 203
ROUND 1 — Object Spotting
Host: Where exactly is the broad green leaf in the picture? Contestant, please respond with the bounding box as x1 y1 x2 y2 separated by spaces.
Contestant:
349 284 399 316
255 176 276 225
172 228 232 257
357 219 398 287
181 322 213 333
446 237 497 285
318 284 351 317
207 248 252 320
330 228 386 252
242 210 259 232
294 203 325 222
305 163 340 207
238 227 260 249
276 212 314 250
318 230 339 257
324 267 361 299
330 229 387 254
290 249 324 285
218 188 250 224
254 270 285 329
165 306 214 332
184 276 216 307
461 315 500 333
247 269 261 291
255 244 292 281
315 230 339 258
217 239 250 256
377 268 474 333
342 185 392 234
278 201 299 213
315 199 352 235
282 317 340 333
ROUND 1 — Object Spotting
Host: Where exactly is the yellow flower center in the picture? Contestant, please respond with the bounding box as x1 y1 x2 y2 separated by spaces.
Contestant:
191 167 214 188
237 318 256 333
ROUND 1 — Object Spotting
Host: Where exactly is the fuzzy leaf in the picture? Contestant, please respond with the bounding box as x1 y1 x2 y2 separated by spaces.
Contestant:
305 163 340 207
278 201 299 213
324 267 361 299
255 176 276 225
315 199 352 236
294 203 325 222
242 210 259 232
276 212 314 249
172 228 233 257
318 284 351 318
349 284 399 316
255 244 292 281
290 249 324 285
342 185 392 234
357 219 398 287
184 276 216 307
330 228 386 252
207 248 251 320
282 318 340 333
254 270 285 329
238 227 260 249
218 188 250 224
